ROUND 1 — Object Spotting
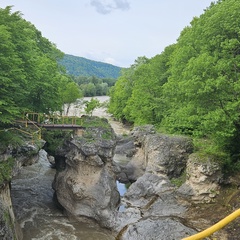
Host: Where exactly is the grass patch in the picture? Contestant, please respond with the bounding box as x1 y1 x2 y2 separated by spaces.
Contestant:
81 116 110 128
170 170 187 187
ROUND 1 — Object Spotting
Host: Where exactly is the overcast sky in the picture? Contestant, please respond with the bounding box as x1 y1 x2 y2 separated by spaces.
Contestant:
1 0 214 67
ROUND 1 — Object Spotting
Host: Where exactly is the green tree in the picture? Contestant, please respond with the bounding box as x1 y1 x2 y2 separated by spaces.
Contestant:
82 83 97 97
108 57 148 122
0 24 24 123
0 6 65 124
162 0 240 160
59 76 83 115
124 45 175 125
84 98 100 116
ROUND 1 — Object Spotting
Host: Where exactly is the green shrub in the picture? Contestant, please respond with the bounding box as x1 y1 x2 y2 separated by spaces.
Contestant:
0 157 14 185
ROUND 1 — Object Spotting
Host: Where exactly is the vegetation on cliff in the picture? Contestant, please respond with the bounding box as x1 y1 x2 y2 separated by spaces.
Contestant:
0 157 14 184
108 0 240 172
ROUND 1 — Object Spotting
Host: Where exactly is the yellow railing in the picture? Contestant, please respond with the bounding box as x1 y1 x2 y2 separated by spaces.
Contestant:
25 112 81 126
0 127 41 143
182 208 240 240
24 115 42 139
1 113 82 142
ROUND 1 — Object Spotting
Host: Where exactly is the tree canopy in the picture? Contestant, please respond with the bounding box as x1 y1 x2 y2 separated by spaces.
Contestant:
0 7 81 125
73 75 117 97
108 0 240 167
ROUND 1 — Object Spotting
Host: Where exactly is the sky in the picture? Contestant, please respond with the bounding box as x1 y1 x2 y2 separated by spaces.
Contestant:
0 0 214 68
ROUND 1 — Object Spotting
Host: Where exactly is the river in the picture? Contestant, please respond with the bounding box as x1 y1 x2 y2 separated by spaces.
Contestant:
11 96 128 240
65 96 130 135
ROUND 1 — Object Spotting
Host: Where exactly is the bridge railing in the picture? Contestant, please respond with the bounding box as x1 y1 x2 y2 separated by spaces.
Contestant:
25 112 83 126
182 208 240 240
24 114 42 139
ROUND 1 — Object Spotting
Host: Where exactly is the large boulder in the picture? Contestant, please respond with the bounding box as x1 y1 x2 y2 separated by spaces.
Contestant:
143 133 193 178
123 173 175 207
53 119 120 229
178 153 223 202
118 217 196 240
114 173 197 239
117 125 193 183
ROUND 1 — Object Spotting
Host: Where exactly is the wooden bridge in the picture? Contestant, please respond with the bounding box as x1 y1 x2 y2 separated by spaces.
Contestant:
36 123 84 130
14 112 85 140
24 112 84 130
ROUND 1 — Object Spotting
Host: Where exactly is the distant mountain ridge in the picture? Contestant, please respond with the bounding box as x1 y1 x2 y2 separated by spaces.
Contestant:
59 54 122 79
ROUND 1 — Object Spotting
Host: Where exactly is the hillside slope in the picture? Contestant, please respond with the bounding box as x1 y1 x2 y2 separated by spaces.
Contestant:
59 54 122 78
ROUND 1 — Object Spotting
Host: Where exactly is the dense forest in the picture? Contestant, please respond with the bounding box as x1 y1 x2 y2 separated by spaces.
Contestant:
59 54 122 78
72 75 117 97
59 54 121 96
109 0 240 172
0 7 82 126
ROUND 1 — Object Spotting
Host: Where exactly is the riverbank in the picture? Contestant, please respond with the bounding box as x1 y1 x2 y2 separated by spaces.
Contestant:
10 97 130 239
8 96 240 239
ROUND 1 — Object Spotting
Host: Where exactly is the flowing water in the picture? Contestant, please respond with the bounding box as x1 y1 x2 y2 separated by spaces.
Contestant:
11 96 129 239
11 150 115 240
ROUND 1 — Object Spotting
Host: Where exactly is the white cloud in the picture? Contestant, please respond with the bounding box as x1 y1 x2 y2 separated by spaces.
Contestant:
90 0 130 14
104 57 117 65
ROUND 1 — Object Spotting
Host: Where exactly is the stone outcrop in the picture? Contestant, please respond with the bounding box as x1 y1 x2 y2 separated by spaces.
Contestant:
131 125 193 178
0 183 22 240
113 126 197 239
113 125 226 239
0 140 45 240
49 122 225 239
115 125 193 183
52 118 120 229
178 153 223 202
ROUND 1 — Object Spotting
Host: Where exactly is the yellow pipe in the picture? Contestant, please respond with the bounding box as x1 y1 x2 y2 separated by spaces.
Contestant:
182 208 240 240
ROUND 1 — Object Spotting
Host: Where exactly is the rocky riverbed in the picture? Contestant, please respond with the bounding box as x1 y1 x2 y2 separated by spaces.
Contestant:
1 96 240 239
11 149 115 240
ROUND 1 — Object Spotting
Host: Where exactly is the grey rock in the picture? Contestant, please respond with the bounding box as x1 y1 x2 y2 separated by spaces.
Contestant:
116 126 193 184
145 192 187 217
124 173 175 207
131 125 156 145
0 183 22 240
115 136 136 157
144 134 193 178
53 119 120 229
178 153 223 202
119 217 196 240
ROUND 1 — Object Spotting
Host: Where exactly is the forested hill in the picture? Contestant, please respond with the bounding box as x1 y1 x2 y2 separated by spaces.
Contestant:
59 54 122 78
